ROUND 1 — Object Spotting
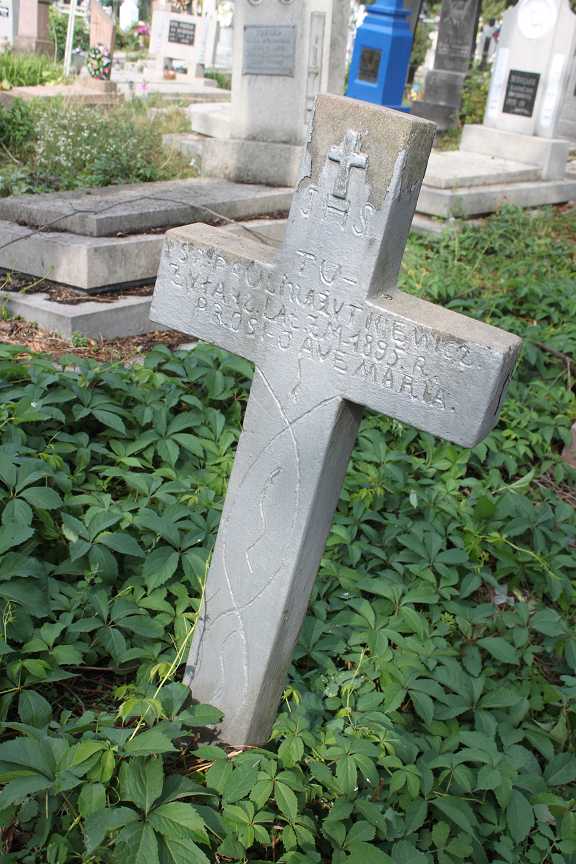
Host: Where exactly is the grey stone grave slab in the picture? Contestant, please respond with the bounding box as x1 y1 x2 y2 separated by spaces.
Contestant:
150 93 522 746
0 219 289 337
0 178 293 238
0 291 166 341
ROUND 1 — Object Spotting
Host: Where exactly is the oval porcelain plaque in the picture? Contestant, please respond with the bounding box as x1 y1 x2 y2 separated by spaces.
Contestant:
517 0 557 40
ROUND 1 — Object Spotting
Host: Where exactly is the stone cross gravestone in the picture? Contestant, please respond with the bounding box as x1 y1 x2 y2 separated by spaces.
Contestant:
150 93 522 746
410 0 481 128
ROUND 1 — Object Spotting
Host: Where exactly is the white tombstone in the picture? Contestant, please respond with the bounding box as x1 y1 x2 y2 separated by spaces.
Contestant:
460 0 576 179
119 0 139 32
0 0 18 46
194 0 349 186
150 0 218 77
557 49 576 139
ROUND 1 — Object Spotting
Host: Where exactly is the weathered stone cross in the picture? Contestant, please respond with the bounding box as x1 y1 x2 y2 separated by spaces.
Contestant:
150 94 521 746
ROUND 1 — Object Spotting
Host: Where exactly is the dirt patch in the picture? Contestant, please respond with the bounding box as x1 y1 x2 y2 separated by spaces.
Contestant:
0 316 189 362
1 274 156 305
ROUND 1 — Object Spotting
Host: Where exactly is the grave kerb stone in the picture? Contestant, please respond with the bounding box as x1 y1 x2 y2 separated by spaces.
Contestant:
150 93 522 745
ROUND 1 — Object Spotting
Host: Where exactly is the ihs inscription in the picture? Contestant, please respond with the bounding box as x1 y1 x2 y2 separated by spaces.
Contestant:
166 239 479 416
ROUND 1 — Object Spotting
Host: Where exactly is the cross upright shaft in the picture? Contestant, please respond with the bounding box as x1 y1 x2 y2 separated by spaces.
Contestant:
150 94 521 745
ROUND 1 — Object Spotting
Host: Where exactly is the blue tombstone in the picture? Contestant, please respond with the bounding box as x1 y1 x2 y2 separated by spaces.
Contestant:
346 0 413 112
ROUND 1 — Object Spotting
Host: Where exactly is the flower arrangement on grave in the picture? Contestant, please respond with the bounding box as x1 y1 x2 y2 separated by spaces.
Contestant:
87 43 111 79
217 0 233 27
171 0 189 11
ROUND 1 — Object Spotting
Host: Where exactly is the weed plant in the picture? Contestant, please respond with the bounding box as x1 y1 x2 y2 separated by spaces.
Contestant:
0 206 574 863
0 50 61 89
0 97 197 195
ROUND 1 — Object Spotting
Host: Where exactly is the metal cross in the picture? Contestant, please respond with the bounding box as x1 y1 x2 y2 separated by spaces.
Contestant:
150 94 521 746
328 130 368 199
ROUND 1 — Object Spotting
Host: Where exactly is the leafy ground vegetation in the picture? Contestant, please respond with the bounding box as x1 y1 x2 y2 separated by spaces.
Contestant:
0 204 574 864
0 97 195 196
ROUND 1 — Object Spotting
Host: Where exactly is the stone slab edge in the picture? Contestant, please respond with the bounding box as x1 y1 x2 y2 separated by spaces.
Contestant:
0 293 166 341
417 178 576 217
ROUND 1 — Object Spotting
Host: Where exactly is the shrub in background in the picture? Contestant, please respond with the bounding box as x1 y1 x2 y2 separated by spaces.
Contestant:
49 7 89 62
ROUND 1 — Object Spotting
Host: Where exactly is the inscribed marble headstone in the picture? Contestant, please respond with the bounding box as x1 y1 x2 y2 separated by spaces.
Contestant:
150 0 218 76
484 0 576 137
230 0 348 146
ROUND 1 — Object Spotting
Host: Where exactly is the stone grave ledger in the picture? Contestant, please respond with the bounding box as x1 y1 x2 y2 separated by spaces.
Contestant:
150 93 522 746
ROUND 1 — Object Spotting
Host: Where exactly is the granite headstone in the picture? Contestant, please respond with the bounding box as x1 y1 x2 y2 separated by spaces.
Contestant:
90 0 116 73
195 0 349 186
459 0 576 179
150 0 218 78
557 48 576 139
410 0 481 128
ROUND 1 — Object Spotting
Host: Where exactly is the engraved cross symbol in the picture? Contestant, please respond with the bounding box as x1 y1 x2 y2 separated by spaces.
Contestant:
328 130 367 199
150 94 521 747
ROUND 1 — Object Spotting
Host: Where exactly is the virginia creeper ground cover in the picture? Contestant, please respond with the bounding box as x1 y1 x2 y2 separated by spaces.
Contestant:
0 205 574 863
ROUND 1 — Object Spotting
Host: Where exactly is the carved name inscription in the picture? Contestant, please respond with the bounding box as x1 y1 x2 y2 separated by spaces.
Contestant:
162 232 495 432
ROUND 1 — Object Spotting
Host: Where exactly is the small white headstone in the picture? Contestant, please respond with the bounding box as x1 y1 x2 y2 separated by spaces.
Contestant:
484 0 576 138
119 0 138 32
150 0 218 76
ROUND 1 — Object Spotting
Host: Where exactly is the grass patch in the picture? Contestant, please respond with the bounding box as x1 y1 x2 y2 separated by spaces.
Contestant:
0 96 198 194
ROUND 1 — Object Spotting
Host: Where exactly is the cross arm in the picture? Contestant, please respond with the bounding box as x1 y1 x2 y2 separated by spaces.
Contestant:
150 223 280 365
340 289 521 448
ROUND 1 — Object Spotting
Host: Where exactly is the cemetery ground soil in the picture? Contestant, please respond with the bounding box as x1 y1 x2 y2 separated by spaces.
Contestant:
0 204 575 863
